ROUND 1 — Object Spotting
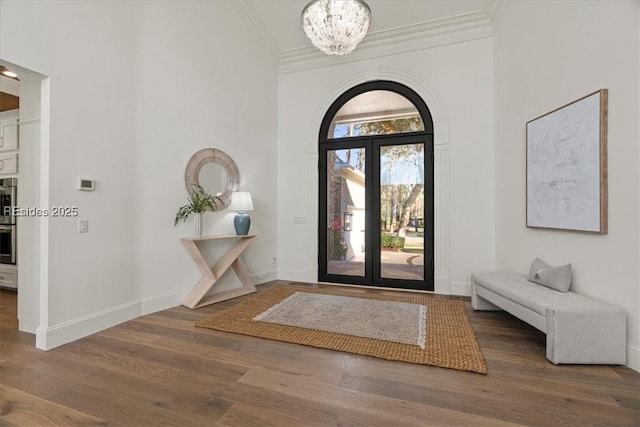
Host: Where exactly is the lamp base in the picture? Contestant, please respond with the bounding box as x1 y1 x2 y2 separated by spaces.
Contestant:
234 212 251 235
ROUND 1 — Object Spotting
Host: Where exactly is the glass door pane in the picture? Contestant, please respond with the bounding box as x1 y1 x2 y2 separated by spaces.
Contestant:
326 148 366 277
379 143 425 280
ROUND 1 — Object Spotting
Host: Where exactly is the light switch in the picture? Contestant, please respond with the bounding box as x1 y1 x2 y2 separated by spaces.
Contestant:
294 217 306 224
78 219 89 233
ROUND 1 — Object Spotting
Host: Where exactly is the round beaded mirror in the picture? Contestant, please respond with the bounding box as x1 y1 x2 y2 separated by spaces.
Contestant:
184 148 240 210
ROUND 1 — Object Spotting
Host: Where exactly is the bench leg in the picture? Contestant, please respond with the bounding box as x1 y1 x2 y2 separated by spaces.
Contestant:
471 282 502 311
546 306 626 365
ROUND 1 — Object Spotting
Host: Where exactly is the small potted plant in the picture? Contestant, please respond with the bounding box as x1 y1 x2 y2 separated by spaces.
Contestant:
174 184 223 237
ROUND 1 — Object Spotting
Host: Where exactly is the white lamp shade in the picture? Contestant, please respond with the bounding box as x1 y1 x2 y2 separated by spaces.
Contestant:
230 192 254 212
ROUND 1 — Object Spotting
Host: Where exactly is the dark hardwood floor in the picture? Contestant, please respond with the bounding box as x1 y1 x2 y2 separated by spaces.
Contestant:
1 282 638 426
0 289 18 331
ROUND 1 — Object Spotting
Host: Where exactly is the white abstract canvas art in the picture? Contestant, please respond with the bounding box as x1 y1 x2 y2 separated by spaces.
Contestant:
526 90 607 233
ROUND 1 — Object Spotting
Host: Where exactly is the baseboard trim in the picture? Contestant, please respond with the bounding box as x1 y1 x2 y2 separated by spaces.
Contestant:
450 280 471 297
627 343 640 372
277 269 313 283
34 272 279 351
140 290 186 316
36 299 141 351
253 270 278 284
32 283 640 374
434 275 450 295
279 272 465 296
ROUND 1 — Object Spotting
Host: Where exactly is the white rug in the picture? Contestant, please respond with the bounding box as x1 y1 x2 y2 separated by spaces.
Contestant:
253 291 427 349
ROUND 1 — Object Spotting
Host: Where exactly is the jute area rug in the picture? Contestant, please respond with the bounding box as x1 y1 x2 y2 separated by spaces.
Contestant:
196 284 487 374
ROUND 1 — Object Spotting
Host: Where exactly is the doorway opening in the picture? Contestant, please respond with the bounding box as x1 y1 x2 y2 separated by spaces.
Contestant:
0 69 20 330
318 81 434 291
0 58 48 336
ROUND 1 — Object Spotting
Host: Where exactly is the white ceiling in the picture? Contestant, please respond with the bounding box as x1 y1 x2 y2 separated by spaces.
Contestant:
239 0 496 64
0 75 20 97
334 90 417 122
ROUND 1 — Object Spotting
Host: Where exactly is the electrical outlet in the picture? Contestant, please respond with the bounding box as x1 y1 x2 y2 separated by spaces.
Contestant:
78 219 89 233
272 257 277 268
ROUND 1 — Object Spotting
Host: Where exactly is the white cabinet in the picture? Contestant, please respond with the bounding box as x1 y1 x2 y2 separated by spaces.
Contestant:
0 152 18 175
0 264 17 289
0 110 19 290
0 111 19 176
0 117 19 151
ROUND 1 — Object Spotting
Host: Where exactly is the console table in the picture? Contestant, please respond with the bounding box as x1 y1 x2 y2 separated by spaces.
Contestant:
181 234 257 309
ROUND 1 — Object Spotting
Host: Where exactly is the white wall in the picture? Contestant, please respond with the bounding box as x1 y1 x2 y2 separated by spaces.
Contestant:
16 75 42 333
637 1 640 374
1 1 139 347
277 36 495 295
493 0 640 371
0 0 278 348
3 0 635 373
133 1 278 308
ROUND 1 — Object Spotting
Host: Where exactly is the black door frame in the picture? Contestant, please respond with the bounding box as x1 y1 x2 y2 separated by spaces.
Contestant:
318 81 435 291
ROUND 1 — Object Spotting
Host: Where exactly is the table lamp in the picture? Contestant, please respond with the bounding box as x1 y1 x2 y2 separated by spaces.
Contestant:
231 192 254 235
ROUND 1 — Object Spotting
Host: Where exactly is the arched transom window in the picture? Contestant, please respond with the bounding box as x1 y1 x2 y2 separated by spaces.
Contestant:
327 90 425 139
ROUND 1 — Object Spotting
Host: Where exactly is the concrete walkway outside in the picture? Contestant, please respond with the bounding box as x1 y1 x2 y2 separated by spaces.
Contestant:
328 249 424 280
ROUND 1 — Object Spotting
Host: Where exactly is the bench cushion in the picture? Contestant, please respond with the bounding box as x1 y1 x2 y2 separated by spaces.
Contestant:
471 271 613 316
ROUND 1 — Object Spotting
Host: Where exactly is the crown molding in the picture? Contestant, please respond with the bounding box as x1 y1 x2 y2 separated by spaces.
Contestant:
279 23 494 75
232 1 280 68
354 0 498 49
483 0 501 23
235 0 500 74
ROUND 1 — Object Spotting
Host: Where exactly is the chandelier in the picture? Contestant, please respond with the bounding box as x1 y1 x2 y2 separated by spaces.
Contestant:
301 0 372 56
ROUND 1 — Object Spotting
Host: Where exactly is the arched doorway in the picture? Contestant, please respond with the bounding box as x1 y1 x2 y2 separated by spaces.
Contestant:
318 81 434 291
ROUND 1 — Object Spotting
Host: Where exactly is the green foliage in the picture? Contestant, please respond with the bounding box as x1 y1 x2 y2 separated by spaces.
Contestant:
355 116 424 136
174 185 223 226
381 234 405 250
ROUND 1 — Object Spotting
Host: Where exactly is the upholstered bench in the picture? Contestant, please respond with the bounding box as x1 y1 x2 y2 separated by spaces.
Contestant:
471 271 626 365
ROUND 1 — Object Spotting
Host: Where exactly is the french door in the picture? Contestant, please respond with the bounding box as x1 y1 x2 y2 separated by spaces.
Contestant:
319 134 434 291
